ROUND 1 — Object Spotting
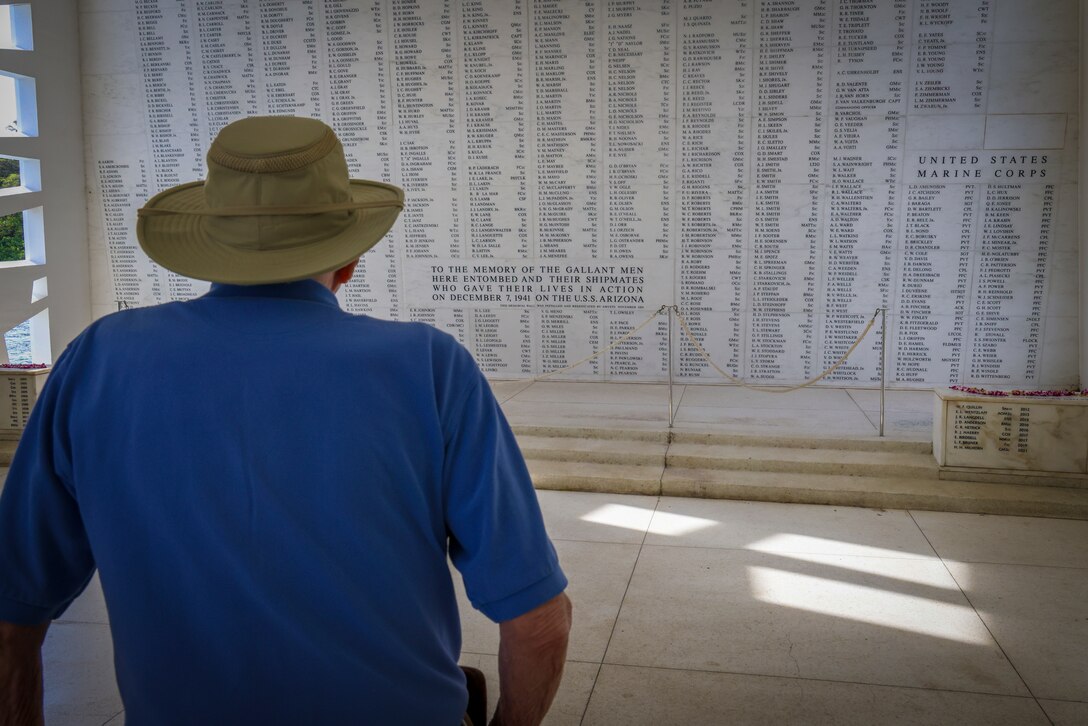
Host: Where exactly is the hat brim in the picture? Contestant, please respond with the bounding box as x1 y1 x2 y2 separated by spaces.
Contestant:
136 179 404 285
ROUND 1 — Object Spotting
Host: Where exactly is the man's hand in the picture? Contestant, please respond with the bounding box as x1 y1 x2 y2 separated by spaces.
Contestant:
0 620 49 726
490 592 572 726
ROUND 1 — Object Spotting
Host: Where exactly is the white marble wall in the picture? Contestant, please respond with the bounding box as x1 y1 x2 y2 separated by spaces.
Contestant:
78 0 1081 387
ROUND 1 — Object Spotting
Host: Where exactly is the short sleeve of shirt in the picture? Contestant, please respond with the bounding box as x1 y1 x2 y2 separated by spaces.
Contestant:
0 344 96 624
442 359 566 623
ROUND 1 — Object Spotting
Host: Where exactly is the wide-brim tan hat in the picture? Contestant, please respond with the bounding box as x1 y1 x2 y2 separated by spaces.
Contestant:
136 116 404 285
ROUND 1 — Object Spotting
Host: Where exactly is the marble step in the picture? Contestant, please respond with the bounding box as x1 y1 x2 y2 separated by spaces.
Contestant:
662 467 1088 520
666 442 937 479
526 460 663 496
0 439 15 467
524 458 1088 519
938 466 1088 490
668 430 933 454
512 424 669 443
517 432 938 479
512 423 933 454
517 435 666 466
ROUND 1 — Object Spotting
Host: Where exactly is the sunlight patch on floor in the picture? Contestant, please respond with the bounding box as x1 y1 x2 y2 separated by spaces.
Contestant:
746 533 938 561
747 565 990 645
580 504 718 537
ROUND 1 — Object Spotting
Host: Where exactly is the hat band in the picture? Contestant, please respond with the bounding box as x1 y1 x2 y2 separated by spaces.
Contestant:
138 198 404 218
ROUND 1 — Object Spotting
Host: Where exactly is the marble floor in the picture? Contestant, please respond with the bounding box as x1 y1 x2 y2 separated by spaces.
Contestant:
11 383 1085 723
490 380 935 441
35 490 1088 725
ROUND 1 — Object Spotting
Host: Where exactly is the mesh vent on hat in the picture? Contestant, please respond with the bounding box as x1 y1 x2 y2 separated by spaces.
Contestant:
207 128 340 174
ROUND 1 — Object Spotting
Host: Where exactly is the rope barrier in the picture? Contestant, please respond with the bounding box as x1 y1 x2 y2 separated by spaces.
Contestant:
672 306 880 393
520 304 880 394
529 306 669 381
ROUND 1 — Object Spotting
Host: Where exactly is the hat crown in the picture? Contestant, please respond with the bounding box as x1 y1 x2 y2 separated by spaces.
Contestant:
209 117 340 174
203 117 354 247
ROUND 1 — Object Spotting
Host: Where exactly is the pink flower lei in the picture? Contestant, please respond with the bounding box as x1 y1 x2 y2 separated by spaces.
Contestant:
950 385 1088 398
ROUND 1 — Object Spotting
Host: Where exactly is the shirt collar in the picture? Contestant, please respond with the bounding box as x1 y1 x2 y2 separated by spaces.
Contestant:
204 279 341 308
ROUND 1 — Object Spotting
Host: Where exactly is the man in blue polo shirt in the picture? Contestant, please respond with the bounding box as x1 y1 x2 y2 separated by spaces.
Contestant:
0 116 571 725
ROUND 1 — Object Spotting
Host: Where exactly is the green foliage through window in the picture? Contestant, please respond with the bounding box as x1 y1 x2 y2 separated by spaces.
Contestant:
0 157 23 262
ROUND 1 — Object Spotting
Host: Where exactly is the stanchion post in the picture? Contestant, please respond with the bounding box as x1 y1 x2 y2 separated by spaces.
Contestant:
667 305 675 428
879 307 887 437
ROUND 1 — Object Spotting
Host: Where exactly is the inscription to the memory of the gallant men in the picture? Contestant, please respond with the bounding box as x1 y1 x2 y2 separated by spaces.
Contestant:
82 0 1078 386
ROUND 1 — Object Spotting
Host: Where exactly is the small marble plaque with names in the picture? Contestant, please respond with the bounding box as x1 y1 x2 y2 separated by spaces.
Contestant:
934 388 1088 473
1 369 50 431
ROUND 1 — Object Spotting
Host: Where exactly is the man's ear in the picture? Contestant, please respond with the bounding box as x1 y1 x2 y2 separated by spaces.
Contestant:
332 259 360 290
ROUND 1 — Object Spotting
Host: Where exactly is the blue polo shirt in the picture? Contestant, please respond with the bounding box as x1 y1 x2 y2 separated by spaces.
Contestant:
0 280 566 725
